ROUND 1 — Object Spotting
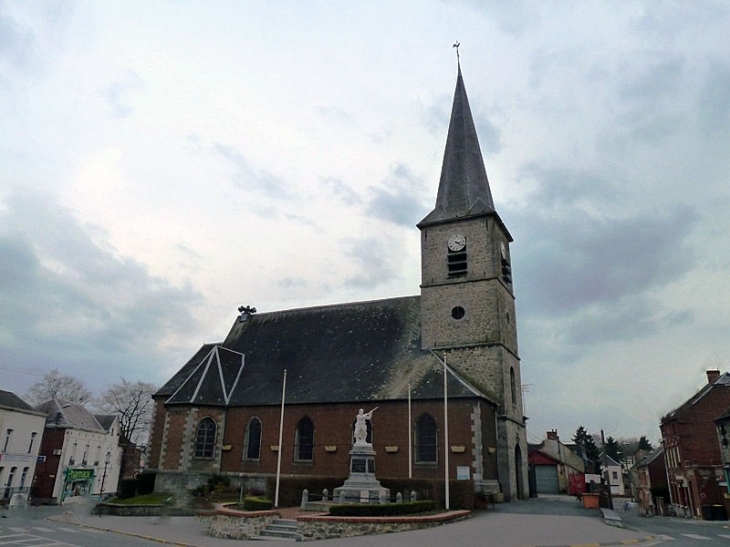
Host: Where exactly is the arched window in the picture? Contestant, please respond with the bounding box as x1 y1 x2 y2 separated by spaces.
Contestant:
244 418 262 460
295 417 314 462
194 417 216 458
415 413 438 463
510 367 517 408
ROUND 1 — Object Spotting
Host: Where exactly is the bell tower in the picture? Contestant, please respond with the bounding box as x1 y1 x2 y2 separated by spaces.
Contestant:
418 64 527 500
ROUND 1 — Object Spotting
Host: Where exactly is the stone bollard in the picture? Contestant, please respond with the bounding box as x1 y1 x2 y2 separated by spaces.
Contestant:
379 491 388 504
339 491 346 504
411 490 417 502
396 492 403 504
322 488 328 502
301 489 309 510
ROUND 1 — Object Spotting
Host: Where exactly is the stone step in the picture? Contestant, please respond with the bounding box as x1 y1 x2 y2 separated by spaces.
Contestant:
252 519 302 542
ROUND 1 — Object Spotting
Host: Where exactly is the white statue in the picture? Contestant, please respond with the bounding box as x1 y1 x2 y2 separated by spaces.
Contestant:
354 407 377 445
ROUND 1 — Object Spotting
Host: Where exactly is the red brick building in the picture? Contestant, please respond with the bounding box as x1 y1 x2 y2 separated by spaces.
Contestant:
147 65 529 505
660 370 730 519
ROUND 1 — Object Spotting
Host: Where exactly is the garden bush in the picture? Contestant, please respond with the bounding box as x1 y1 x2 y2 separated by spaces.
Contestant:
243 496 274 511
329 500 436 517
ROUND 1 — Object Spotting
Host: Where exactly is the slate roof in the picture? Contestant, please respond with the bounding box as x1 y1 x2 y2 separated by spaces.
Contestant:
157 296 493 408
419 66 497 228
0 390 44 416
36 399 106 432
662 372 730 423
96 414 118 432
635 447 664 468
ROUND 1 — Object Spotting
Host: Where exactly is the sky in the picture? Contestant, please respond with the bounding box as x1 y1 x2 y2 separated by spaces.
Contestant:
2 1 729 446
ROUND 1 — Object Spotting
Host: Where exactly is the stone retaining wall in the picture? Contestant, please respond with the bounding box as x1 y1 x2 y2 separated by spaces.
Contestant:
207 505 471 541
296 512 471 541
209 508 279 540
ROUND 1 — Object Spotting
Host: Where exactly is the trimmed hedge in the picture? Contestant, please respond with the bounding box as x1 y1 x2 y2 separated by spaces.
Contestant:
329 500 437 517
243 496 274 511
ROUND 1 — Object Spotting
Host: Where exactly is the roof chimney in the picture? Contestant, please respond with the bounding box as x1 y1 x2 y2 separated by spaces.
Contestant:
546 429 559 441
707 369 721 384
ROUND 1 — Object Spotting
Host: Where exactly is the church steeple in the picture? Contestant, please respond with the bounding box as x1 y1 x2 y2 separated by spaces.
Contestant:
418 66 495 227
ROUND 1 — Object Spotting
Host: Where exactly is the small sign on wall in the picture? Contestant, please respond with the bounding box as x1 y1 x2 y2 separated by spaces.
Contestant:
457 466 470 480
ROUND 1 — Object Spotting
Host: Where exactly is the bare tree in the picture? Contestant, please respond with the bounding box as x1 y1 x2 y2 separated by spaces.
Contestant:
25 368 92 406
94 379 157 445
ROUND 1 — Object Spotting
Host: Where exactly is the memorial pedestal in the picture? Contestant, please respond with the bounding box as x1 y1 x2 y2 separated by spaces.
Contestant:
333 443 390 504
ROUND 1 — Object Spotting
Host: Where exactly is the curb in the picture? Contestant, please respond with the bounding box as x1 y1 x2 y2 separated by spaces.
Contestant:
48 515 200 547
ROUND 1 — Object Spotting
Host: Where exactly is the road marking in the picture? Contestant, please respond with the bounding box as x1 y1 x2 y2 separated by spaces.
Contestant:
681 533 711 540
7 527 28 533
34 527 55 532
719 534 730 539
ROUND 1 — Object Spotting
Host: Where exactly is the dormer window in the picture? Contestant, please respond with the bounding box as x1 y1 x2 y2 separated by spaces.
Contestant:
447 234 467 277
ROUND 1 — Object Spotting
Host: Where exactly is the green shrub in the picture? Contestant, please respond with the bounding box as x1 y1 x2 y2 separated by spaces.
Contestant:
329 500 436 517
243 496 274 511
207 474 231 493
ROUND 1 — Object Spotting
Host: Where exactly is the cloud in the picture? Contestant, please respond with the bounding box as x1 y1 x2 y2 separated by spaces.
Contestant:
102 69 144 118
214 143 291 199
510 163 699 352
320 177 362 207
343 236 398 290
0 191 203 393
364 163 429 227
698 59 730 133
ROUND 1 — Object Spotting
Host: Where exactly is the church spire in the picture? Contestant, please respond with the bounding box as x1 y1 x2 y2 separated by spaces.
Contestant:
418 65 495 227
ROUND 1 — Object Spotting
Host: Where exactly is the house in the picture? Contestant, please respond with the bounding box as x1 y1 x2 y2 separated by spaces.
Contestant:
634 448 667 516
146 64 530 505
32 400 123 504
660 369 730 519
0 390 47 506
603 454 625 497
713 406 730 519
528 430 585 495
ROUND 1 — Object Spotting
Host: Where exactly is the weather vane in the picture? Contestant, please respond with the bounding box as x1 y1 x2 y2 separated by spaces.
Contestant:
453 41 460 64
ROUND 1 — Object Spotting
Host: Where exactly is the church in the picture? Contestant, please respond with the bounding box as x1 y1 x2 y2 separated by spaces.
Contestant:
146 64 529 503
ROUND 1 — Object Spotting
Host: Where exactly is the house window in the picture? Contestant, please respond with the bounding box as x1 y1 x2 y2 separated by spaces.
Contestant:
295 417 314 462
28 432 37 454
3 429 12 453
19 467 28 488
244 418 262 461
194 418 217 458
612 471 618 480
415 414 438 463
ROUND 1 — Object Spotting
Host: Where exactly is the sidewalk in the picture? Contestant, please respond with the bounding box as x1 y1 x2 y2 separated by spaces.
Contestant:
49 496 656 547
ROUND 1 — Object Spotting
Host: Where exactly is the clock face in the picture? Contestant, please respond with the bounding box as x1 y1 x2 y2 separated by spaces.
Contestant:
447 234 466 252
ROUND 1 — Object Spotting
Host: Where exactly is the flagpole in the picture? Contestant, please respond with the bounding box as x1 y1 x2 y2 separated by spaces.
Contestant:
444 353 450 510
408 384 412 479
274 369 287 507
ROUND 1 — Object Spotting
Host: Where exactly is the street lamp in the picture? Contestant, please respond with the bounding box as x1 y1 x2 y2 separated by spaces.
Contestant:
100 451 111 499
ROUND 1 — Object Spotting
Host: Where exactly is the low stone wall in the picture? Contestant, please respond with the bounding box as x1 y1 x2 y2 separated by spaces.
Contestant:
209 507 280 540
296 512 471 541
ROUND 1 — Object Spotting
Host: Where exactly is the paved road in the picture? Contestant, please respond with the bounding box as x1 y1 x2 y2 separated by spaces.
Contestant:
1 494 655 547
616 501 730 546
